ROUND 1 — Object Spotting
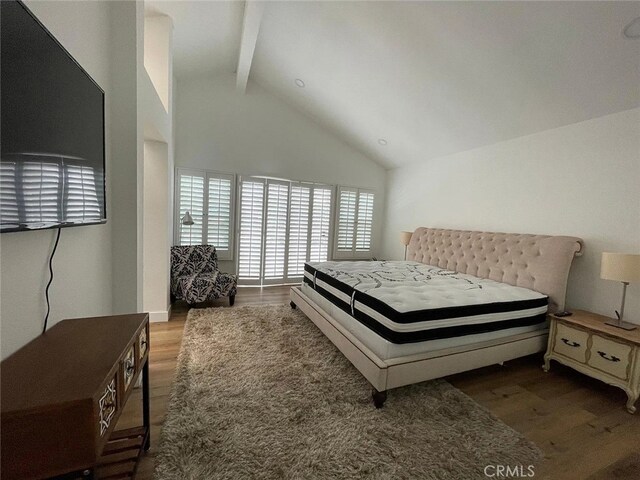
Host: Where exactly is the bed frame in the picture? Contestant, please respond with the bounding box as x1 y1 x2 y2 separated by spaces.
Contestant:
290 228 583 407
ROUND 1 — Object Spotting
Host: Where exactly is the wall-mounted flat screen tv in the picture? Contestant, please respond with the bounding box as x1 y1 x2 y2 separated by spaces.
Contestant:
1 0 106 233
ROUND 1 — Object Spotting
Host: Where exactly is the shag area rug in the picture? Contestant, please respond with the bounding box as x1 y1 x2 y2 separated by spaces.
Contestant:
155 304 541 480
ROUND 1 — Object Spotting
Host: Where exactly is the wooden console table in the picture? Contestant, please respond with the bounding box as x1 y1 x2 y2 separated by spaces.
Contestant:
1 313 150 479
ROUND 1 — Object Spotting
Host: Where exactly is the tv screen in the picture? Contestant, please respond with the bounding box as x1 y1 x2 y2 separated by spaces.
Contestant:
1 0 106 233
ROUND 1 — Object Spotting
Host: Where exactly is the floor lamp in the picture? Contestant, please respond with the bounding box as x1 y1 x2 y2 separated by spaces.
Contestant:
400 231 413 260
601 252 640 331
181 211 194 225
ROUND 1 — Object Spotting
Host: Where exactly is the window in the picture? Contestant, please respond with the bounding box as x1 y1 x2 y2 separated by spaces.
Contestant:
263 181 288 281
334 187 375 259
237 178 265 281
286 183 311 277
206 175 233 251
237 177 333 285
309 186 332 263
175 168 235 260
172 170 375 280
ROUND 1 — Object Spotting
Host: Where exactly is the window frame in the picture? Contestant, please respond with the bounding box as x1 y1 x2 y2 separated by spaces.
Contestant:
333 185 376 260
173 167 236 261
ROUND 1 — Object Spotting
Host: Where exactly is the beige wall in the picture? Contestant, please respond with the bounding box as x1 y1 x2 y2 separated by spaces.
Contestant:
382 108 640 324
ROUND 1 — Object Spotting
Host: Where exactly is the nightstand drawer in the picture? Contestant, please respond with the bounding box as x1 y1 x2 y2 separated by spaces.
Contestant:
554 323 589 363
588 335 632 380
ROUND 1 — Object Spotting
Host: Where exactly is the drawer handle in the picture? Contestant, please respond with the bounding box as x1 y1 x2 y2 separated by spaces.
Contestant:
561 338 580 348
597 351 621 362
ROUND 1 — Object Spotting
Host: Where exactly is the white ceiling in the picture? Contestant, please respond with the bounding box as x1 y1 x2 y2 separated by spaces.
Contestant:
149 1 640 169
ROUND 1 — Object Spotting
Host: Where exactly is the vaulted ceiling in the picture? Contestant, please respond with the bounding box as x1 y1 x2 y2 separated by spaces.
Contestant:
147 1 640 169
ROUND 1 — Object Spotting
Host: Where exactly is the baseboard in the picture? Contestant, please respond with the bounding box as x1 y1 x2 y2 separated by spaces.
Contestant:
149 310 169 323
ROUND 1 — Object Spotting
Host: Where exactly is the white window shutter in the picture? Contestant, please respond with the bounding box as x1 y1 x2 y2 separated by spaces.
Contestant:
334 186 375 258
177 171 205 245
0 161 20 226
309 186 332 263
22 161 62 224
336 188 357 253
65 164 101 222
238 179 265 281
263 181 289 281
287 184 311 278
206 173 234 259
355 191 374 252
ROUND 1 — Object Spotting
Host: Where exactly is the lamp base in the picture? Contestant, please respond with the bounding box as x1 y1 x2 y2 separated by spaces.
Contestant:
605 319 638 331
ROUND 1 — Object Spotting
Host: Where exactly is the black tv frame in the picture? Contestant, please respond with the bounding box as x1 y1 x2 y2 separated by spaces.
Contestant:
0 0 107 234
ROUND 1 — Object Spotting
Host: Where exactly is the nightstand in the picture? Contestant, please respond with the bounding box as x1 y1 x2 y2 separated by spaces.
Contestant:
543 310 640 413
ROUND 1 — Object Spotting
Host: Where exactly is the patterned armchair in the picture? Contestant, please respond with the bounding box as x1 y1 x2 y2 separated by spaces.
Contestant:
170 245 237 306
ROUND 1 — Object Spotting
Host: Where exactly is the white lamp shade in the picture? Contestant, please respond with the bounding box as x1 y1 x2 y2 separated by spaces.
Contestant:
601 253 640 282
400 231 413 246
181 211 195 226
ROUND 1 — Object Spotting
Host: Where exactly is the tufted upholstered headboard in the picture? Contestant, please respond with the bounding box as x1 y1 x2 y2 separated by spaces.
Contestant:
406 228 583 313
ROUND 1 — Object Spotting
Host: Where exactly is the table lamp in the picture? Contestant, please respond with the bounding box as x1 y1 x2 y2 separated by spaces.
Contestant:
400 231 413 260
600 252 640 330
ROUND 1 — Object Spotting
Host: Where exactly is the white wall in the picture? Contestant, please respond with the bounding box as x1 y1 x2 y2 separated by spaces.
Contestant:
143 141 170 321
144 15 172 112
110 0 144 314
175 74 387 273
382 108 640 323
0 1 113 359
141 13 173 321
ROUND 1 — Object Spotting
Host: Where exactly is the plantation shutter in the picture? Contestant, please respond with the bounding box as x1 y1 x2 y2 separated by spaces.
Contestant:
263 181 289 282
0 161 20 227
238 178 265 283
286 183 311 278
355 191 374 252
64 164 101 222
336 187 357 253
177 170 205 246
22 161 62 225
309 186 332 263
206 173 234 260
334 187 375 258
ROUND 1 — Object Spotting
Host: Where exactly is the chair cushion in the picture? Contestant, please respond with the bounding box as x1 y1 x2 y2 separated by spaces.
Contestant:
175 272 238 304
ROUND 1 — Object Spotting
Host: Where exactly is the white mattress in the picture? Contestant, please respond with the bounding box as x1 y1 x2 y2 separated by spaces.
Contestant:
301 283 548 360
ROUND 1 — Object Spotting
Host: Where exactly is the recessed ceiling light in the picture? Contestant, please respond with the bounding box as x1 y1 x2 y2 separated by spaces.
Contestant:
378 138 388 146
623 17 640 39
295 78 305 88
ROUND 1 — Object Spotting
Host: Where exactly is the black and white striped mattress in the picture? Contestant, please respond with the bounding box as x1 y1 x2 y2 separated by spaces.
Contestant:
303 261 548 344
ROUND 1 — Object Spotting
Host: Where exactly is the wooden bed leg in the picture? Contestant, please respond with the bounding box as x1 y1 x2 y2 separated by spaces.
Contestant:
372 388 387 409
290 301 297 309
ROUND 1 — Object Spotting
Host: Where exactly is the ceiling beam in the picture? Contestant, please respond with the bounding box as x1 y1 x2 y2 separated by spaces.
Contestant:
236 1 265 93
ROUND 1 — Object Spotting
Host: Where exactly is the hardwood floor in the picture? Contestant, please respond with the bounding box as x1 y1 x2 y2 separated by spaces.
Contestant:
117 286 640 480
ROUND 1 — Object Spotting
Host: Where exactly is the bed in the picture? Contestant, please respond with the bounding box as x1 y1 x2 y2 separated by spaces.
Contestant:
290 228 583 407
